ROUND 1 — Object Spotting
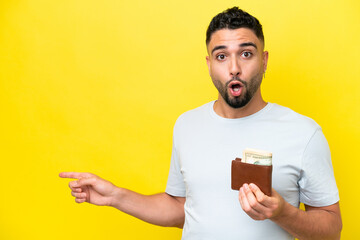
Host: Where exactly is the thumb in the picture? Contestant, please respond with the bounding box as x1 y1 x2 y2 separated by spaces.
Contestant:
249 183 270 205
75 177 98 188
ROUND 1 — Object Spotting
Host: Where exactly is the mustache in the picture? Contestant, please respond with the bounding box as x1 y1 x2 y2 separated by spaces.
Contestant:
226 76 247 88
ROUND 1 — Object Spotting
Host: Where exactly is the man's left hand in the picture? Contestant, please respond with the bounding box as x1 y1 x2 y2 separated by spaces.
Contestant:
239 183 285 220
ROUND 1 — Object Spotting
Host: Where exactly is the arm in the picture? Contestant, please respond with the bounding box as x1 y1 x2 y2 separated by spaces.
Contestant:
59 172 185 228
112 189 185 228
239 183 342 240
273 202 342 240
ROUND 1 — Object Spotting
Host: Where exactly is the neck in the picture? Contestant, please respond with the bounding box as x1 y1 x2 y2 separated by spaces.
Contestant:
213 90 267 119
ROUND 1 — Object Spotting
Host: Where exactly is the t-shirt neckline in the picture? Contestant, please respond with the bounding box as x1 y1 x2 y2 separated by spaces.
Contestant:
208 100 273 122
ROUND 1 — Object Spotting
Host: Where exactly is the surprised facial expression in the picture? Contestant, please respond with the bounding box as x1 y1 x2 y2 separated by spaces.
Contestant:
206 28 268 108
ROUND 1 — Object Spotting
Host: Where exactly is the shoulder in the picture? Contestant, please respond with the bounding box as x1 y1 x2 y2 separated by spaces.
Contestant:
174 101 214 127
264 103 322 142
267 103 321 132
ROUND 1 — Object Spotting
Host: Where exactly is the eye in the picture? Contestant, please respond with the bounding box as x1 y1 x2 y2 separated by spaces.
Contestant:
241 51 252 58
216 54 226 61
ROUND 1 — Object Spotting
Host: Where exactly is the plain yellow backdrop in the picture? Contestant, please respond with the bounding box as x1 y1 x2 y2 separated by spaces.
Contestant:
0 0 359 239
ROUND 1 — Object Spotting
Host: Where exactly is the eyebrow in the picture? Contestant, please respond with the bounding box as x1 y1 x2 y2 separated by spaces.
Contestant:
240 42 257 49
211 45 227 54
211 42 258 55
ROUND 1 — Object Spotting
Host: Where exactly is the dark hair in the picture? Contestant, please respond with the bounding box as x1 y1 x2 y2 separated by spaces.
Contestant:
206 7 264 46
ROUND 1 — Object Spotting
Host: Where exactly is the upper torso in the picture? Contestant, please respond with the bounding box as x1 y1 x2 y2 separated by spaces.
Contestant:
166 101 339 240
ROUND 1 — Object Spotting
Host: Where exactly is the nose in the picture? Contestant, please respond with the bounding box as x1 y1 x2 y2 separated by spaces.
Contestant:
229 56 241 77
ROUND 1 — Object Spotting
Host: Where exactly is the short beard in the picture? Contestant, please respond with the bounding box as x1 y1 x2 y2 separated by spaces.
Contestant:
212 73 262 109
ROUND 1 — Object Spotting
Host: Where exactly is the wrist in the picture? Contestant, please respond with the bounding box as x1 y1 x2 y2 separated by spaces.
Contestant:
269 193 287 221
270 200 294 222
109 186 125 208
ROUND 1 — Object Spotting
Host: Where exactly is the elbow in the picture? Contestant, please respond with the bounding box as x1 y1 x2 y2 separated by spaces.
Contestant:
333 218 343 240
162 215 185 228
173 219 185 229
322 215 342 240
330 211 343 240
324 204 343 240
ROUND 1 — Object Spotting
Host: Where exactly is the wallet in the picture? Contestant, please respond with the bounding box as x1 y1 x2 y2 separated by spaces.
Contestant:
231 158 273 196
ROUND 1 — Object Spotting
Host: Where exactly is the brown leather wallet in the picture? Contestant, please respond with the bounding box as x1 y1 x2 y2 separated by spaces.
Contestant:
231 158 272 196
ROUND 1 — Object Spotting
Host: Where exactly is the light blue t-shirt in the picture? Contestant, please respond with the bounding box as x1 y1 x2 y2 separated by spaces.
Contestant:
165 101 339 240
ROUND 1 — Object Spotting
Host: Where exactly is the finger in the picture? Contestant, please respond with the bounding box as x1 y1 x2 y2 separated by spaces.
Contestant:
77 177 97 187
238 188 244 206
68 177 97 190
68 181 82 190
249 183 272 206
75 198 86 203
68 183 83 192
73 187 82 193
239 187 251 210
239 187 263 219
243 184 268 212
242 184 257 204
71 191 87 199
59 172 93 179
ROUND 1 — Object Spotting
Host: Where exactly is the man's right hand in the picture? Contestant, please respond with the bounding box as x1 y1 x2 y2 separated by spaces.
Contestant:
59 172 118 206
59 171 185 228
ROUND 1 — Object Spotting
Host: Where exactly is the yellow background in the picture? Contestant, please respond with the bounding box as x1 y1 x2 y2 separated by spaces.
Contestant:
0 0 359 239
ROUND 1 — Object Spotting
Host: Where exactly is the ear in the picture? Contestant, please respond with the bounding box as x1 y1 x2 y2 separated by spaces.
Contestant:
262 51 269 73
206 55 211 76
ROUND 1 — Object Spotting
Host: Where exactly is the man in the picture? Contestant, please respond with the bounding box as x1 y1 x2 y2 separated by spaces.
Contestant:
60 7 342 239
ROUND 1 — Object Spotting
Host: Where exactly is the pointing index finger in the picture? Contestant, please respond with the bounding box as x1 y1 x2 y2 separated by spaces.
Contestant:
59 172 92 179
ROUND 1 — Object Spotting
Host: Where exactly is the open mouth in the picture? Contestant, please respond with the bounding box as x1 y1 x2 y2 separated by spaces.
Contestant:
228 81 243 97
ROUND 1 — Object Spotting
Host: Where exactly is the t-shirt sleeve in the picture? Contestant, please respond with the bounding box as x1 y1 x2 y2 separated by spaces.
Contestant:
298 128 340 207
165 137 186 197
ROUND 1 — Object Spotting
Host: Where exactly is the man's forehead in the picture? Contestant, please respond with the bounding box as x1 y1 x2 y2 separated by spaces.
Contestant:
207 28 263 53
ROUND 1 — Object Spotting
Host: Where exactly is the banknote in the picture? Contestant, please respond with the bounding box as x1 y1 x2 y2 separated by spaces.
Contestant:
243 148 272 166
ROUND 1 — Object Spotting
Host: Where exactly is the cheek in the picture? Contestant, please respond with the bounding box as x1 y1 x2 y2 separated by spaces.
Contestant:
210 64 227 79
242 64 262 78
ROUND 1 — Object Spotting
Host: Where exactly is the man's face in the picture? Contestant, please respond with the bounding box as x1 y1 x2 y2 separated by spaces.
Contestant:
206 28 268 108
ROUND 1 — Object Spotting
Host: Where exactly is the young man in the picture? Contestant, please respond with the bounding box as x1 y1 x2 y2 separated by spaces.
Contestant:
60 7 342 240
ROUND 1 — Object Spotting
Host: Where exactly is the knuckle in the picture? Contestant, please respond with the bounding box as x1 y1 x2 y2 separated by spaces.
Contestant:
240 204 246 210
243 206 251 212
273 204 278 210
251 214 261 221
69 181 78 188
249 201 257 208
75 197 85 203
257 195 264 203
72 192 81 198
258 215 266 221
264 212 272 219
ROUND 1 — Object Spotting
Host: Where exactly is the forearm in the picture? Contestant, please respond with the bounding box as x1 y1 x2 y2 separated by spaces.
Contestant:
271 202 342 240
110 187 185 228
